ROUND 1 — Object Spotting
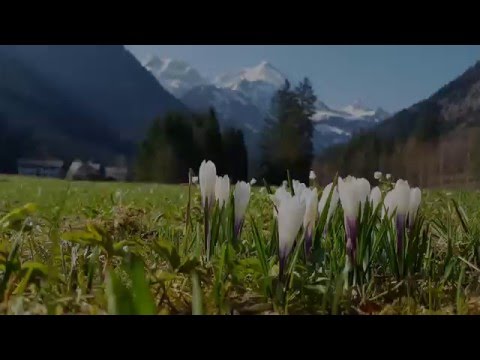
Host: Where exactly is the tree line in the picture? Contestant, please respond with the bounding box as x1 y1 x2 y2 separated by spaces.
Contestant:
136 77 319 185
135 109 248 183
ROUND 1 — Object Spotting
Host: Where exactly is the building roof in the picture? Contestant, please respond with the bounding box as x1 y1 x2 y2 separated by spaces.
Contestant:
17 159 64 168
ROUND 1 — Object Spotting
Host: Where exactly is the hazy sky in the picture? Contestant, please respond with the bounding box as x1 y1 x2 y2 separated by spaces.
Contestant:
126 45 480 113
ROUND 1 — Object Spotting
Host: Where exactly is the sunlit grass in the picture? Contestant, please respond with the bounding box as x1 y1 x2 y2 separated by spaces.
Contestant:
1 175 480 315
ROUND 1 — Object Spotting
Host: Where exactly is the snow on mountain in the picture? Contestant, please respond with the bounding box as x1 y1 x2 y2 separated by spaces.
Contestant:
315 124 350 136
215 61 287 112
314 100 390 123
215 61 287 89
142 55 206 98
140 55 391 158
181 85 264 134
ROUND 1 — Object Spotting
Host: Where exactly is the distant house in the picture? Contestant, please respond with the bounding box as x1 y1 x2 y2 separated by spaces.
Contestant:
105 166 128 182
17 159 65 178
65 160 103 181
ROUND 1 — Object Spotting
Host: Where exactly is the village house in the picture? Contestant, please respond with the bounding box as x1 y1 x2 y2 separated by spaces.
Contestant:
17 159 65 178
65 160 103 181
105 166 128 181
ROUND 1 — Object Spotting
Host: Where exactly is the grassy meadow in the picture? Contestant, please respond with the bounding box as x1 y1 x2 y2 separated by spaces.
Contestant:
1 174 480 315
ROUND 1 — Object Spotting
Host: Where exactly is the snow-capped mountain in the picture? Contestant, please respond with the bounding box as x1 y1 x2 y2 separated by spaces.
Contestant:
310 100 390 153
140 55 390 160
313 100 389 123
142 55 207 98
215 61 287 89
181 85 264 134
215 61 287 113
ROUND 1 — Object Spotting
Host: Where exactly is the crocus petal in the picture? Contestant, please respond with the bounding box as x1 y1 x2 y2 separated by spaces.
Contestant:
278 194 305 276
199 160 216 210
393 179 410 216
292 180 307 197
234 181 251 236
272 186 290 218
215 175 230 208
382 190 395 219
302 188 318 255
408 187 421 228
338 177 358 219
369 186 382 210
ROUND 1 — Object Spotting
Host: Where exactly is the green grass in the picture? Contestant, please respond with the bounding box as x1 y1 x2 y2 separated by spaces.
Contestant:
1 175 480 315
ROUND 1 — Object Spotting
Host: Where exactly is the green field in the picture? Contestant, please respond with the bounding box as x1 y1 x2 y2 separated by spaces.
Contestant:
1 175 480 315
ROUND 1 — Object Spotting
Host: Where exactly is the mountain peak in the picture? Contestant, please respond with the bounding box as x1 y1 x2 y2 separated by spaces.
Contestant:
215 61 287 89
143 56 206 98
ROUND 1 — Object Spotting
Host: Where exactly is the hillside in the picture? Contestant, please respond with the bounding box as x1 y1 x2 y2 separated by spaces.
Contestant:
316 60 480 187
0 45 188 172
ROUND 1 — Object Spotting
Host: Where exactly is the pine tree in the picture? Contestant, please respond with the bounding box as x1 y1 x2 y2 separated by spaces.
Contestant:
223 128 248 182
260 78 317 184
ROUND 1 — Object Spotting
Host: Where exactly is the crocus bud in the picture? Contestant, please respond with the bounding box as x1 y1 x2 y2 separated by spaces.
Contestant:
215 175 230 208
309 170 316 180
271 186 290 218
382 180 413 254
192 176 199 184
374 171 382 180
292 180 307 197
301 188 318 256
199 160 216 211
338 176 371 263
407 187 421 229
386 174 392 180
277 193 305 277
250 178 257 185
234 181 251 238
369 186 382 210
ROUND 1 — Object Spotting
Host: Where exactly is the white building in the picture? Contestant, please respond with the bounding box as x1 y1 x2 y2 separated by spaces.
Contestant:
17 159 65 178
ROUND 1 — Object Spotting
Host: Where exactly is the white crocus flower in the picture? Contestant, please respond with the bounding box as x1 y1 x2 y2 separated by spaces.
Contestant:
234 181 251 238
277 193 306 277
337 176 371 262
309 170 316 180
386 174 392 180
215 175 230 208
250 178 257 185
318 182 339 230
192 176 199 184
382 180 421 254
292 180 307 197
271 186 290 218
199 160 216 210
374 171 382 180
301 188 318 255
369 186 382 210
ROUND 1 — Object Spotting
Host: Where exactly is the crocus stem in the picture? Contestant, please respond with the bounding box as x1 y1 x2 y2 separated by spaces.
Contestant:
304 229 313 259
279 248 287 282
204 199 211 261
234 218 244 246
396 214 406 275
396 214 406 256
345 216 358 266
186 170 192 232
